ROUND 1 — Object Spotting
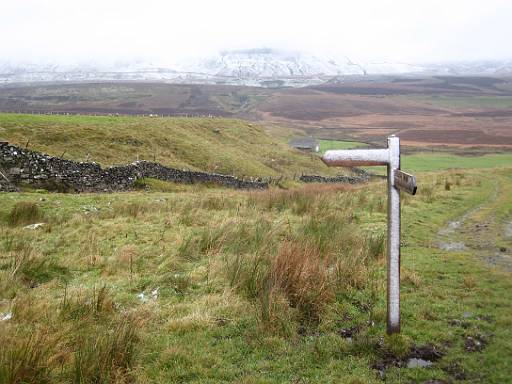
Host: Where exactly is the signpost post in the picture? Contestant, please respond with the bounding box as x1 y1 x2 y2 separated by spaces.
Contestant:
322 135 416 334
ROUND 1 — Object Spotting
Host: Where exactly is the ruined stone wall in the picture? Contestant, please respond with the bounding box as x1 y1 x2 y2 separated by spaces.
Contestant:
0 142 268 192
298 173 369 184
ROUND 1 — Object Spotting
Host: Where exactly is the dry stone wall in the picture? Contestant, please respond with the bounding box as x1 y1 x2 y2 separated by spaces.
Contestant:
0 142 370 193
299 173 369 184
0 142 268 192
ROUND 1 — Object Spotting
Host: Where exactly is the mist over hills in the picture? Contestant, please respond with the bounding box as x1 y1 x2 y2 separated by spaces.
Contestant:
1 48 511 87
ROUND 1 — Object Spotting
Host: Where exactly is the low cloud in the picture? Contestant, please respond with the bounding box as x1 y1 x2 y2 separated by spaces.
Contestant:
1 0 511 64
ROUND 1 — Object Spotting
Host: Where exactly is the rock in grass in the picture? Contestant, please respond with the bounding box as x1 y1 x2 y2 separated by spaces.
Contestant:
23 222 45 230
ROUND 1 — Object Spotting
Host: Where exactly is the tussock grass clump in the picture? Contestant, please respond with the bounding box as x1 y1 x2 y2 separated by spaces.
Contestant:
177 225 227 261
0 318 138 384
14 252 68 288
367 195 386 214
0 329 55 384
332 232 385 291
7 202 43 226
60 286 115 321
201 195 237 211
111 199 170 220
299 213 348 254
79 231 101 266
382 334 413 359
263 241 333 324
110 244 138 275
221 219 276 256
401 269 422 288
366 233 386 261
218 211 385 327
72 316 138 384
115 201 149 218
179 218 278 262
247 184 351 214
0 287 139 384
2 234 68 288
420 184 436 203
463 276 476 289
229 230 384 328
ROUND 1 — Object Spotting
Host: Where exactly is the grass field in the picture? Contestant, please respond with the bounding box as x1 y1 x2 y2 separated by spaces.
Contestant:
0 165 511 383
402 152 512 172
318 139 369 153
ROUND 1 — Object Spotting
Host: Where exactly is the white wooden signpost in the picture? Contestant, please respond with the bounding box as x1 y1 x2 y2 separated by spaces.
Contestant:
322 136 417 334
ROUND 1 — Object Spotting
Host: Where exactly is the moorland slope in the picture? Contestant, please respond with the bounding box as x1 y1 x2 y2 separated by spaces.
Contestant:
0 113 335 177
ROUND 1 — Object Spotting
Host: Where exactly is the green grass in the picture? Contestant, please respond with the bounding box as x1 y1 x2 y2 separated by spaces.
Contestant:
1 167 511 383
318 139 368 153
0 113 338 177
402 152 512 172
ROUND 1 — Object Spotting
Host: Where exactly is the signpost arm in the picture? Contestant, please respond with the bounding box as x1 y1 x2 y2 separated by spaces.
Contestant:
387 136 401 334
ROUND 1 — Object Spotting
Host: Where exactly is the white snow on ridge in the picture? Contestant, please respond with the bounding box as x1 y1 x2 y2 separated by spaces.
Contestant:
1 49 511 87
178 49 364 78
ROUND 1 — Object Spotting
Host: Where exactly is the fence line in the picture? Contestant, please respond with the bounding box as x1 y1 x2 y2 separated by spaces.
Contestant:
0 109 224 119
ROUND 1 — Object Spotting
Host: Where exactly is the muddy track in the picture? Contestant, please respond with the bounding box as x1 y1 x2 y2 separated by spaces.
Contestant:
437 182 512 272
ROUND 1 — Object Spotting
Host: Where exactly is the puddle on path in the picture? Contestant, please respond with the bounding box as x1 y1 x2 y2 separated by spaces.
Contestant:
406 358 433 368
438 220 462 236
438 241 465 251
437 210 475 252
438 218 467 251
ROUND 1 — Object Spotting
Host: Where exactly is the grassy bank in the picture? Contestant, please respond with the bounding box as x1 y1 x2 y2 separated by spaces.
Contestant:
0 113 336 177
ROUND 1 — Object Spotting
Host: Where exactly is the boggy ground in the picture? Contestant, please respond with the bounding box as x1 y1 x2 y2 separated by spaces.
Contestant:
0 166 511 383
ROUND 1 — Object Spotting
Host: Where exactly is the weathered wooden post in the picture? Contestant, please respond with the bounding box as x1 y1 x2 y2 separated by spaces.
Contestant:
322 135 416 334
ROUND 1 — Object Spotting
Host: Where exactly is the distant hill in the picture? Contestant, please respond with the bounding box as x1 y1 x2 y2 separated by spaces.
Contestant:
1 49 511 87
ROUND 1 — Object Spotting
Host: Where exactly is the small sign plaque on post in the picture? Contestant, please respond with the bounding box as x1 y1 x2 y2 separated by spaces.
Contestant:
322 135 417 334
394 170 417 196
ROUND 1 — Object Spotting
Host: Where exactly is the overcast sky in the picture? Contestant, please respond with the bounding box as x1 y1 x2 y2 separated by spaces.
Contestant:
2 0 511 64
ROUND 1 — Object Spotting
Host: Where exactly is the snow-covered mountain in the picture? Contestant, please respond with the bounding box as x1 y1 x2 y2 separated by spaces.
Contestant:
178 48 363 78
177 49 432 79
1 49 511 87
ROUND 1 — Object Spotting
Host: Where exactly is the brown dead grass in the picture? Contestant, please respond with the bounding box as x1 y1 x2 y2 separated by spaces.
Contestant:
268 241 333 323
